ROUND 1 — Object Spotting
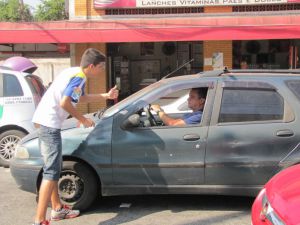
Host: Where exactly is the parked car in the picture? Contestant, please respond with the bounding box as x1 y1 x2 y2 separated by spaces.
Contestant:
10 69 300 211
252 164 300 225
0 57 45 167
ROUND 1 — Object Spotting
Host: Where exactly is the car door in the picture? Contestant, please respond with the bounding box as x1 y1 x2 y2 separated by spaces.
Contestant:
205 77 299 187
111 79 216 187
1 73 35 123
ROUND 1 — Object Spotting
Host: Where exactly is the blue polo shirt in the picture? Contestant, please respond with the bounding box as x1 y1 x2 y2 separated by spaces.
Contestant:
183 111 203 125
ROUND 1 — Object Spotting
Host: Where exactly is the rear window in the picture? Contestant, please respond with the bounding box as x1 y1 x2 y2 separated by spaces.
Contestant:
286 80 300 101
219 88 284 123
3 74 23 97
25 75 46 97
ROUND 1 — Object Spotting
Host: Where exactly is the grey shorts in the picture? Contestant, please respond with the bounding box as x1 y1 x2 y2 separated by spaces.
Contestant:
38 125 62 181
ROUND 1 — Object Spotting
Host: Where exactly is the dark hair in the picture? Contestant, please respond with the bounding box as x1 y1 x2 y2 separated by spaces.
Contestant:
80 48 106 68
192 88 207 99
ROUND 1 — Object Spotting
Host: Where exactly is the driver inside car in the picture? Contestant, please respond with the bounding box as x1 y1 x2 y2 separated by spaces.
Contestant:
151 88 207 126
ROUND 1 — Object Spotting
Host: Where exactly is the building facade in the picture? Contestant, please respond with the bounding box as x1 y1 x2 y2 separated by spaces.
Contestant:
1 0 300 112
69 0 300 109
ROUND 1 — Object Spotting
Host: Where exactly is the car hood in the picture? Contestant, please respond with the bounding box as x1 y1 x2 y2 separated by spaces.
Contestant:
20 113 97 144
265 164 300 225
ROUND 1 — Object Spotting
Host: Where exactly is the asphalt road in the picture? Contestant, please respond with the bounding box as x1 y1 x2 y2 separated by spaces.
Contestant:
0 166 253 225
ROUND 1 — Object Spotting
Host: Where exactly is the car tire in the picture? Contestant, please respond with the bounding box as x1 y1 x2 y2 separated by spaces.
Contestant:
0 130 27 168
58 161 98 211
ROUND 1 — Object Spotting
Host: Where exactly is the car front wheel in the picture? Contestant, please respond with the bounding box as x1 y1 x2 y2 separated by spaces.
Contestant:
58 161 99 211
0 130 27 167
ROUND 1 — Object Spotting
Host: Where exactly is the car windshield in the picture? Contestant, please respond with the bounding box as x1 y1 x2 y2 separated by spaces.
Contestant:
103 81 162 118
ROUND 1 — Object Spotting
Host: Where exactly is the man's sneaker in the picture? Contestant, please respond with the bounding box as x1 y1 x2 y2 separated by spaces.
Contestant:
50 205 80 221
32 220 50 225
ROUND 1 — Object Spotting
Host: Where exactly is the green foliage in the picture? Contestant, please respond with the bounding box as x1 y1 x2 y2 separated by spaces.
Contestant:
35 0 68 21
0 0 33 22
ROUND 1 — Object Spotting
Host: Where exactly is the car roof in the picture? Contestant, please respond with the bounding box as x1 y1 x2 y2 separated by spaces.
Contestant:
201 69 300 77
0 66 29 77
161 69 300 84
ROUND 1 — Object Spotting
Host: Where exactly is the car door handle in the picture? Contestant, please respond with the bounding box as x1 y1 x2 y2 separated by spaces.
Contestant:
276 130 294 137
183 134 200 141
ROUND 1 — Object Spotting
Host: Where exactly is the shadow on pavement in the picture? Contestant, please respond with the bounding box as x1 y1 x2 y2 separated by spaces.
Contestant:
83 195 254 225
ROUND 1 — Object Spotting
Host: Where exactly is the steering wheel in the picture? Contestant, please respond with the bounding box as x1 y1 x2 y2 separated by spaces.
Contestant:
144 104 158 126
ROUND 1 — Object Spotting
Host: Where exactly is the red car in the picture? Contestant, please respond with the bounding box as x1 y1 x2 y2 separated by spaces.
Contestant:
252 164 300 225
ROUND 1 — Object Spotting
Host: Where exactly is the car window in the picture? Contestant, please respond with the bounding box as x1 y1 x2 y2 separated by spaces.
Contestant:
25 75 46 97
153 89 191 113
286 80 300 101
3 73 23 97
219 88 284 123
103 77 213 118
144 87 208 127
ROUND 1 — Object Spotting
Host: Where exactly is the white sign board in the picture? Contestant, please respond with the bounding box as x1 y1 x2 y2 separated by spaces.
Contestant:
204 58 212 66
136 0 287 7
212 52 223 70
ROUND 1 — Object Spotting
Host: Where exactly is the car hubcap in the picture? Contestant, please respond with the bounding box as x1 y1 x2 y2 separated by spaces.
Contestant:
0 135 21 161
58 172 84 203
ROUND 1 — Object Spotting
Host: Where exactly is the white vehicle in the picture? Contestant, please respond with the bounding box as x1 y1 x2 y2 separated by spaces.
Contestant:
0 57 45 167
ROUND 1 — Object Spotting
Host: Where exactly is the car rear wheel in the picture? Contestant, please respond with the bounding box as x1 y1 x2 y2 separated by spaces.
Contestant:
0 130 26 167
58 161 98 211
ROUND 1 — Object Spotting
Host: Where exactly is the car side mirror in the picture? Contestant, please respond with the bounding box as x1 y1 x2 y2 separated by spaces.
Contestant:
121 114 141 129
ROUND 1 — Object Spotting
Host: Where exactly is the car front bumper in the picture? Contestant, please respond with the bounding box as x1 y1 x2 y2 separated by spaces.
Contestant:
10 158 43 194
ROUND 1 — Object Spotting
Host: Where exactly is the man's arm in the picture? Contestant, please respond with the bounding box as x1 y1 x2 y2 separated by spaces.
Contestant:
151 104 186 126
60 96 94 127
157 111 186 126
79 85 118 103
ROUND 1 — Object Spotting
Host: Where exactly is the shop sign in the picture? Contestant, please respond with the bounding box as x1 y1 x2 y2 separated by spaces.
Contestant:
94 0 288 8
212 52 223 70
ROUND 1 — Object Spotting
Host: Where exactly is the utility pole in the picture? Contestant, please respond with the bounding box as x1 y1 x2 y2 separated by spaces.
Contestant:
19 0 25 21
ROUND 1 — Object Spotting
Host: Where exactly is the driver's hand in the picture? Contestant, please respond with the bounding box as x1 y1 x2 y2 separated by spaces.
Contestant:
150 104 161 113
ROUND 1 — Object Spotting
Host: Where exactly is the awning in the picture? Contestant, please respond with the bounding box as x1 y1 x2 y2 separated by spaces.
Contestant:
1 13 300 43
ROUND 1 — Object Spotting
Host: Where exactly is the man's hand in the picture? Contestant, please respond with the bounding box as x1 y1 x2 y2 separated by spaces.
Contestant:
106 85 119 99
79 117 95 128
151 104 162 113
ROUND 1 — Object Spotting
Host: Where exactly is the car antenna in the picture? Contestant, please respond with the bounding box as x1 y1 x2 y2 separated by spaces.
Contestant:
161 58 194 80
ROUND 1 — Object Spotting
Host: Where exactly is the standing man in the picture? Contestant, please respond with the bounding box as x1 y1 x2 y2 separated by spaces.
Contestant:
32 48 118 225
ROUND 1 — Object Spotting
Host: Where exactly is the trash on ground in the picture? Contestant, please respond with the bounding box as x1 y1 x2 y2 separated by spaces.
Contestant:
119 203 131 208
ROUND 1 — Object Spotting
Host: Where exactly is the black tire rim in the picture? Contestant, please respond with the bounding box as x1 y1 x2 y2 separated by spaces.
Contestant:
58 171 84 204
0 135 21 161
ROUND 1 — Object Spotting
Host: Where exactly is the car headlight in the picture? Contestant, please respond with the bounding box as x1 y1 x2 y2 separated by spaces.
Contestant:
260 194 285 225
14 144 29 159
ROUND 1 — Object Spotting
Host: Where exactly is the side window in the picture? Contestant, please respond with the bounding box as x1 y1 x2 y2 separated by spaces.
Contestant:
286 80 300 100
25 75 46 97
3 74 23 97
150 87 208 127
219 88 284 123
153 89 191 114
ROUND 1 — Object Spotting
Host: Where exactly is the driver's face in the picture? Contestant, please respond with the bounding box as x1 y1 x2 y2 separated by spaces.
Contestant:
187 90 205 111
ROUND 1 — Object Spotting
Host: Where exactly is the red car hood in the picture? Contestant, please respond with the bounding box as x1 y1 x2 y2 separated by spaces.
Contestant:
265 164 300 225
